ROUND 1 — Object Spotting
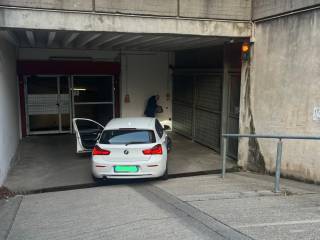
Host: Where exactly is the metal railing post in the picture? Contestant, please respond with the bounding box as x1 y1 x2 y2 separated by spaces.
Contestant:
222 133 320 190
221 137 228 178
274 139 283 193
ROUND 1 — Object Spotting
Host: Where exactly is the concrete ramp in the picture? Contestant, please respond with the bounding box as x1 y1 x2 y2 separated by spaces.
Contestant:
4 134 236 192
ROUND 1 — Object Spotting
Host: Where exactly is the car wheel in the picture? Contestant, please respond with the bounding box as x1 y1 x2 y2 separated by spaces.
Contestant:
92 174 106 184
161 165 169 180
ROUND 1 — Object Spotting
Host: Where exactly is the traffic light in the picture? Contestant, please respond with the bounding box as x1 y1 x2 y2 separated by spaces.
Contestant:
242 42 250 61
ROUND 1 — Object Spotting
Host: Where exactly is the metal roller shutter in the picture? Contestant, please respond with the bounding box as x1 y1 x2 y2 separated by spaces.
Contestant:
194 74 222 151
172 75 193 138
172 103 193 137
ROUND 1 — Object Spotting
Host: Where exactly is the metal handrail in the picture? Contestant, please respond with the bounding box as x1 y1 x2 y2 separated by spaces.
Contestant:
221 134 320 193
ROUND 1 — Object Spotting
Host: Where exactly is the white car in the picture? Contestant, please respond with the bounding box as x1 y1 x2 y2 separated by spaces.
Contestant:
73 117 170 181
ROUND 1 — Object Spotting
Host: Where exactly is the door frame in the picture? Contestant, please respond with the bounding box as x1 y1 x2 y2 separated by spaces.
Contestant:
25 74 115 135
24 75 73 135
18 60 121 137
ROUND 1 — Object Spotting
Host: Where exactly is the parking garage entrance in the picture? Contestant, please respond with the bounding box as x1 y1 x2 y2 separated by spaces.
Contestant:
3 30 244 192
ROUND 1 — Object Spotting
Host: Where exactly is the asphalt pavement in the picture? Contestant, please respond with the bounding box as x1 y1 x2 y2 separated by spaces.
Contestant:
1 172 320 240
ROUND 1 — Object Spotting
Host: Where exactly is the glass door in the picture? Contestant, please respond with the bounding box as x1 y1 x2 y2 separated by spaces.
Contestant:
72 76 114 127
26 75 71 135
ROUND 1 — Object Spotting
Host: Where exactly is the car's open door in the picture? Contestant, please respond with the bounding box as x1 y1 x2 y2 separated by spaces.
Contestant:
73 118 104 153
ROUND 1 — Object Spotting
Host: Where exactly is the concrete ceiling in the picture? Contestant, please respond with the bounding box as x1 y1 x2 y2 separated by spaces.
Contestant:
1 29 237 52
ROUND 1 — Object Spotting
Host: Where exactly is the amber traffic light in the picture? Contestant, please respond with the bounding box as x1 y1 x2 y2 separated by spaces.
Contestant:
242 42 250 61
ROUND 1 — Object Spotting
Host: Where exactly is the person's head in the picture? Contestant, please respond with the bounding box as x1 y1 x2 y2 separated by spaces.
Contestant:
155 95 160 101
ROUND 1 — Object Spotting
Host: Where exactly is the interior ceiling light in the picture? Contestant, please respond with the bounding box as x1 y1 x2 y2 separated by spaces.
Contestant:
72 88 87 91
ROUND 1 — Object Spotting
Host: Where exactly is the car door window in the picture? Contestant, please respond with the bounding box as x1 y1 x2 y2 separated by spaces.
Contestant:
73 119 104 150
155 120 164 138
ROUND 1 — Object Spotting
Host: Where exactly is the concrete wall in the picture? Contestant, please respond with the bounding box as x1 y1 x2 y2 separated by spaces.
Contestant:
180 0 251 20
121 52 172 127
0 0 92 11
0 0 252 20
0 34 19 185
0 7 251 38
253 0 320 20
95 0 177 17
239 9 320 182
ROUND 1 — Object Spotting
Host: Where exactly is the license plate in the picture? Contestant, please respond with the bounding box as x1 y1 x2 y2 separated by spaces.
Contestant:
114 165 139 173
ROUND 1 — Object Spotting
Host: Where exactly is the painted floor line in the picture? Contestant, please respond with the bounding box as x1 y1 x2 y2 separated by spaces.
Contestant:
236 219 320 228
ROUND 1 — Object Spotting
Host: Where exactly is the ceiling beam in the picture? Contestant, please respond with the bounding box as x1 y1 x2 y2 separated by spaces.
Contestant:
108 35 144 49
159 37 215 50
76 33 102 48
154 37 201 50
47 31 56 47
88 34 123 49
123 36 164 49
136 36 184 50
25 30 36 47
62 32 80 48
172 38 222 51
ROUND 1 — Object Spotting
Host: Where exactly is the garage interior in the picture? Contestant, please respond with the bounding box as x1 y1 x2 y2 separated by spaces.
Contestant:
2 29 244 192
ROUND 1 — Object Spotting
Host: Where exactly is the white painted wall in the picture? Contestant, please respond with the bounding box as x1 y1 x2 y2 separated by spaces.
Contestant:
0 33 19 185
120 52 173 128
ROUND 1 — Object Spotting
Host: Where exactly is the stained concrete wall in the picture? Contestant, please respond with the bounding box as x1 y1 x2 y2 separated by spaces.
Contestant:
0 34 19 185
180 0 251 20
0 0 252 20
95 0 177 16
0 0 92 11
121 52 172 128
253 0 320 19
0 7 251 38
239 9 320 182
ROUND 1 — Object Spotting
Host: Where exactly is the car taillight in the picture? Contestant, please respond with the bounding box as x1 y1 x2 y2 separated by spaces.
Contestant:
92 146 110 156
143 144 163 155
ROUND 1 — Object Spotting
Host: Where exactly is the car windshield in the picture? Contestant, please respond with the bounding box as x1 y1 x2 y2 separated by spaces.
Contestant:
99 129 156 145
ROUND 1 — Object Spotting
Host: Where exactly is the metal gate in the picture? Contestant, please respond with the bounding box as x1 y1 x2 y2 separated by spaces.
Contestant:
172 70 241 157
172 75 194 138
25 75 115 135
194 74 222 151
173 72 223 151
25 75 71 135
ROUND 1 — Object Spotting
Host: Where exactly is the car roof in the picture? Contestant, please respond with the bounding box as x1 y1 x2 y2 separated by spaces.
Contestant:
105 117 156 130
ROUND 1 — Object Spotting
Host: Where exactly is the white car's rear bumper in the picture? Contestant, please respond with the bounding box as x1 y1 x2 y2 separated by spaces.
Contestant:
91 158 167 179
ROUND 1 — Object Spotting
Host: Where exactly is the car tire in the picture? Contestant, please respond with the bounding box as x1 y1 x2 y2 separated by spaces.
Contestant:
92 174 105 184
161 166 169 180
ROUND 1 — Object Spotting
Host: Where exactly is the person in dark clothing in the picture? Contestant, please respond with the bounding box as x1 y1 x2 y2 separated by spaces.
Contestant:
144 95 160 117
